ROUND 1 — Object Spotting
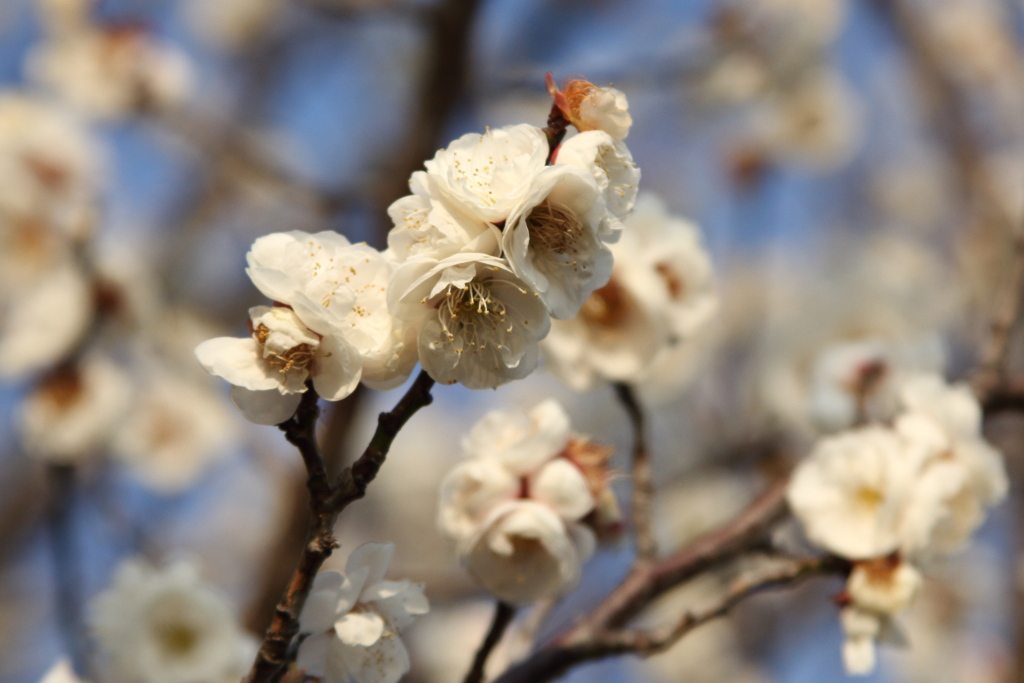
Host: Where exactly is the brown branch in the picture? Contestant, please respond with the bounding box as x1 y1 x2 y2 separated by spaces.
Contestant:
612 382 656 562
47 464 90 677
491 552 845 683
247 370 435 683
463 602 517 683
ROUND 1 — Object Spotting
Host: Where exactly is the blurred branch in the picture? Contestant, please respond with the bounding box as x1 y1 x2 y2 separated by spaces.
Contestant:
248 370 435 683
612 383 657 562
47 464 90 678
487 478 792 683
463 601 517 683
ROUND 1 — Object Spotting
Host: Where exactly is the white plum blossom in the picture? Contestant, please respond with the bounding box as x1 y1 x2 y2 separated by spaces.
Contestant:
417 124 548 223
786 426 922 560
0 259 93 378
438 400 615 604
389 254 550 389
846 559 922 617
27 24 192 118
894 374 1008 559
503 165 614 318
18 356 130 463
196 231 416 424
298 543 428 683
555 130 641 221
542 193 716 391
111 369 240 494
90 560 254 683
550 75 632 140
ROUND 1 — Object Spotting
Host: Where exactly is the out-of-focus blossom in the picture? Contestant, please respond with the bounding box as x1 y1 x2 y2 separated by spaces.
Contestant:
749 69 862 171
298 543 428 683
846 558 922 616
740 0 847 54
787 426 920 560
389 254 550 389
182 0 285 50
0 260 93 378
90 560 255 683
18 356 130 462
548 75 632 140
36 0 92 36
542 193 716 393
438 400 614 604
27 25 192 118
112 368 239 494
38 659 84 683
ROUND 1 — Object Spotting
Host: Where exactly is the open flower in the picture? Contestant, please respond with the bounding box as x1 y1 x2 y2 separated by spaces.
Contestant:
503 165 613 318
389 253 550 389
90 560 253 683
787 426 921 560
298 543 428 683
417 124 548 223
554 130 640 221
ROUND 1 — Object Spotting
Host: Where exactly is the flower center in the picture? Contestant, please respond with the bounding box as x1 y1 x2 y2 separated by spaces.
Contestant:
561 78 597 118
854 486 884 511
655 262 685 301
525 201 582 255
437 281 511 354
579 277 630 329
154 621 199 656
254 324 315 374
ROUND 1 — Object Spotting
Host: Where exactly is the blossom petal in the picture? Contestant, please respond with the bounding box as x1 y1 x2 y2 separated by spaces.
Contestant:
346 543 394 594
300 571 345 633
195 337 280 391
531 459 595 522
230 386 301 425
334 611 385 647
312 335 362 401
296 632 333 678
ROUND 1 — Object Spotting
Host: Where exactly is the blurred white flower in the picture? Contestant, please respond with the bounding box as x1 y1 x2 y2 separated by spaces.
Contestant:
741 0 847 53
503 164 613 318
18 356 130 463
750 69 862 171
542 193 716 392
417 124 548 223
27 25 192 118
0 259 93 378
38 658 84 683
550 76 632 140
787 426 921 560
846 558 922 616
112 369 239 494
36 0 93 36
840 606 882 676
90 560 254 683
182 0 284 50
298 543 428 683
389 254 550 389
555 130 641 220
894 374 1008 559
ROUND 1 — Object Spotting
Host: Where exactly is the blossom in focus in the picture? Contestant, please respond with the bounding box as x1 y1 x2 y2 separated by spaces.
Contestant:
548 74 632 140
195 231 416 424
542 193 716 392
438 399 615 604
18 356 130 463
90 560 254 683
555 129 641 222
389 253 550 389
502 164 613 318
417 124 548 224
298 543 428 683
27 23 192 118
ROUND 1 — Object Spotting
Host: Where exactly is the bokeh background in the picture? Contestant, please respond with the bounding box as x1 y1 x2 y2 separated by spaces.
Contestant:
0 0 1022 682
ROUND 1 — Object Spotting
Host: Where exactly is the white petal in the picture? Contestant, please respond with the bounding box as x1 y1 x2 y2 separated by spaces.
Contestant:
195 337 281 390
297 632 333 677
346 543 395 595
334 611 385 647
312 335 362 401
230 386 302 425
300 571 345 633
531 459 595 522
336 631 411 683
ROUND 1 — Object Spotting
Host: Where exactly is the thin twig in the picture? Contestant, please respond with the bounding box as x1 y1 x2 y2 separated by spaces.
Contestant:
463 602 517 683
612 382 657 562
247 370 435 683
47 464 90 677
490 553 846 683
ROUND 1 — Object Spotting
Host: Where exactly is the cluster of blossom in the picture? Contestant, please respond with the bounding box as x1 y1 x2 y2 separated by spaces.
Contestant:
88 559 255 683
196 76 639 422
297 543 429 683
786 373 1008 675
437 399 618 604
